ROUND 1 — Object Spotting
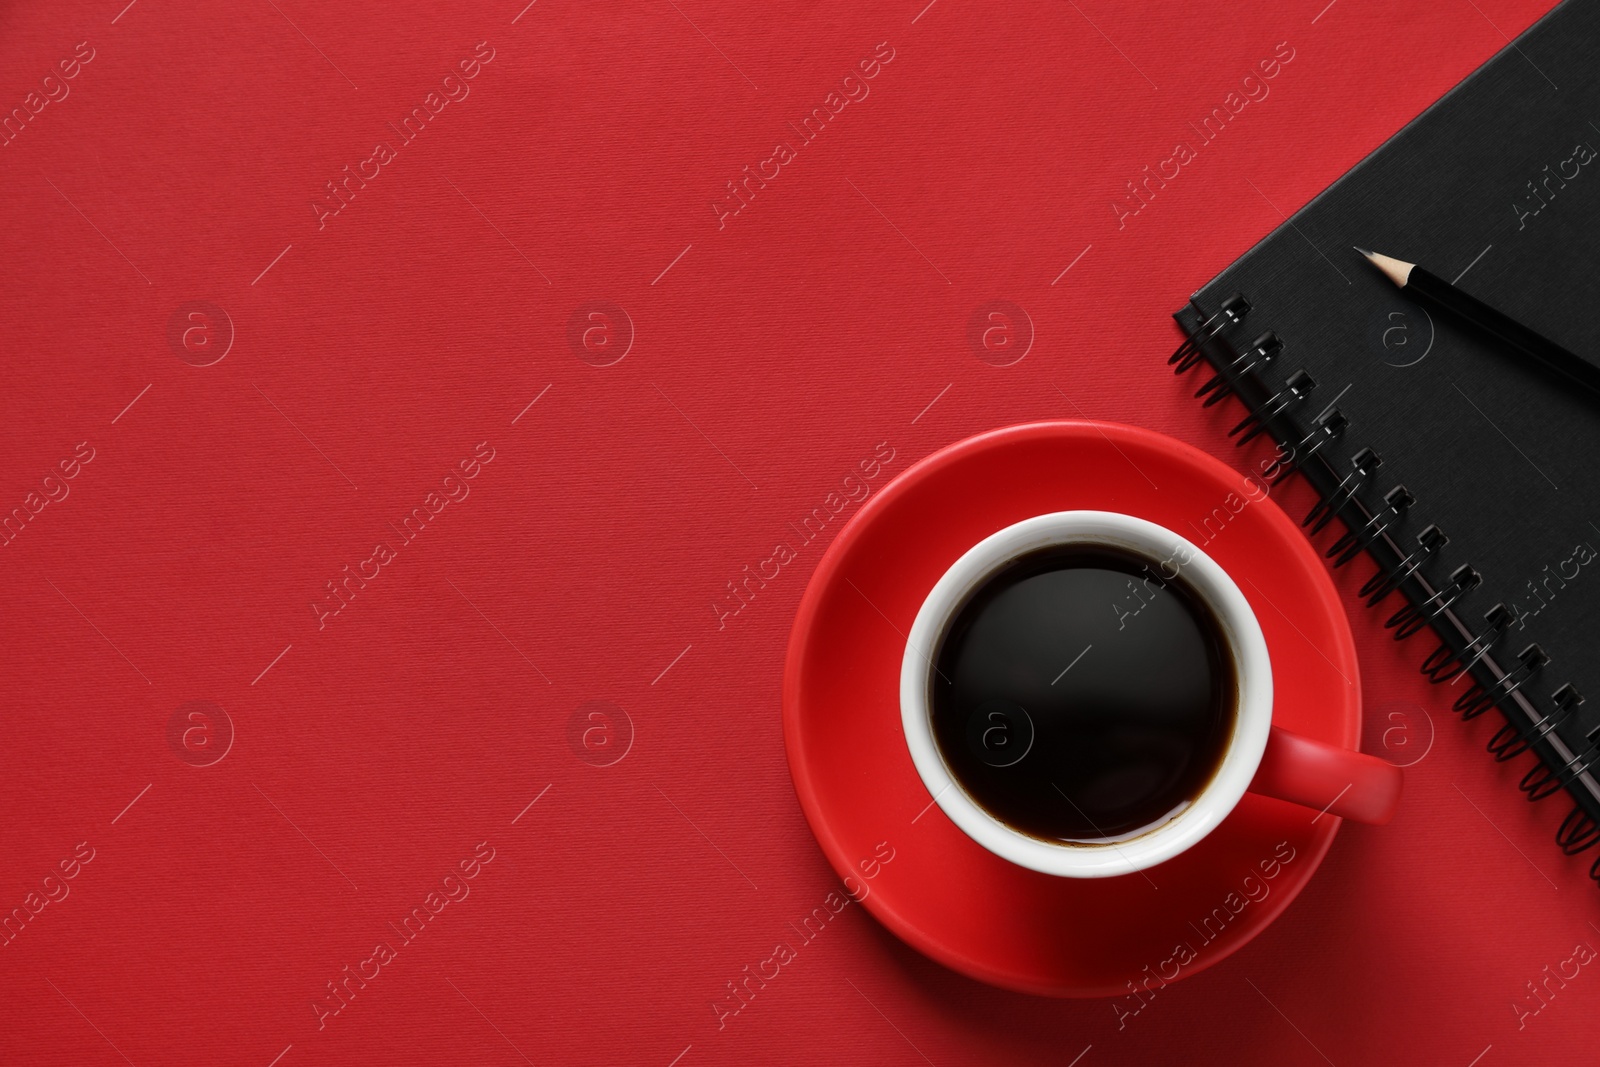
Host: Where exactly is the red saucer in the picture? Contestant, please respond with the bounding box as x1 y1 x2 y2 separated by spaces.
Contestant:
782 421 1361 998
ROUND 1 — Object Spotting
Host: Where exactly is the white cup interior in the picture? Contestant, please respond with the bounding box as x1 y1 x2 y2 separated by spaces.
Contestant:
899 511 1274 878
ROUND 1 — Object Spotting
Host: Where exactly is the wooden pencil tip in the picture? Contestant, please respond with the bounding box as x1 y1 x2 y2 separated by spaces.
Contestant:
1358 249 1414 288
1353 246 1374 258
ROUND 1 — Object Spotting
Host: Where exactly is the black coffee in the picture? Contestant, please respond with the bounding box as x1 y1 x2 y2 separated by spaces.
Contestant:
929 544 1235 844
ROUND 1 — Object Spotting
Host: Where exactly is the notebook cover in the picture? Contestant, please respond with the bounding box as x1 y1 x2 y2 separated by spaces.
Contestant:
1 1 1588 1065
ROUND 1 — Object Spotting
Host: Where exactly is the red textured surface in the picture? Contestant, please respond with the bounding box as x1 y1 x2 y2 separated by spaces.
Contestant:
0 1 1582 1065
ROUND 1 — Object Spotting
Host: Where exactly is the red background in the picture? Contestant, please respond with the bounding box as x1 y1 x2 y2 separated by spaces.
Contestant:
0 1 1581 1064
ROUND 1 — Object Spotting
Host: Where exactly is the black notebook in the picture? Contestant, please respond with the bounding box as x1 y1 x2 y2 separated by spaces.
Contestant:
1170 0 1600 872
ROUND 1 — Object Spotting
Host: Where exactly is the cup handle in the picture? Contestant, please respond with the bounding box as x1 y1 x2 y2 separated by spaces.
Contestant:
1247 725 1404 825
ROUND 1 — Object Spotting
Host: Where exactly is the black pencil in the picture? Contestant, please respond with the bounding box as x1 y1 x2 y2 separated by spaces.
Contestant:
1357 247 1600 400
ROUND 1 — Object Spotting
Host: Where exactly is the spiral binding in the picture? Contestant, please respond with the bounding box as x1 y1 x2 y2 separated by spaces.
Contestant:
1260 408 1347 487
1305 447 1382 535
1454 643 1548 721
1558 795 1600 855
1359 524 1447 606
1231 370 1315 445
1524 722 1600 802
1197 332 1282 407
1421 602 1512 683
1327 485 1412 567
1171 292 1250 372
1488 683 1583 763
1172 290 1598 886
1387 563 1480 641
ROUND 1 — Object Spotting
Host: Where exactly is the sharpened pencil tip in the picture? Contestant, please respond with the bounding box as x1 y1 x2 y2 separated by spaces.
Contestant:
1358 249 1414 288
1353 246 1374 258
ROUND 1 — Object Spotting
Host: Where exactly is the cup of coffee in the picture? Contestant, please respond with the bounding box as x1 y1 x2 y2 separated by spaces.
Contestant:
900 510 1402 878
